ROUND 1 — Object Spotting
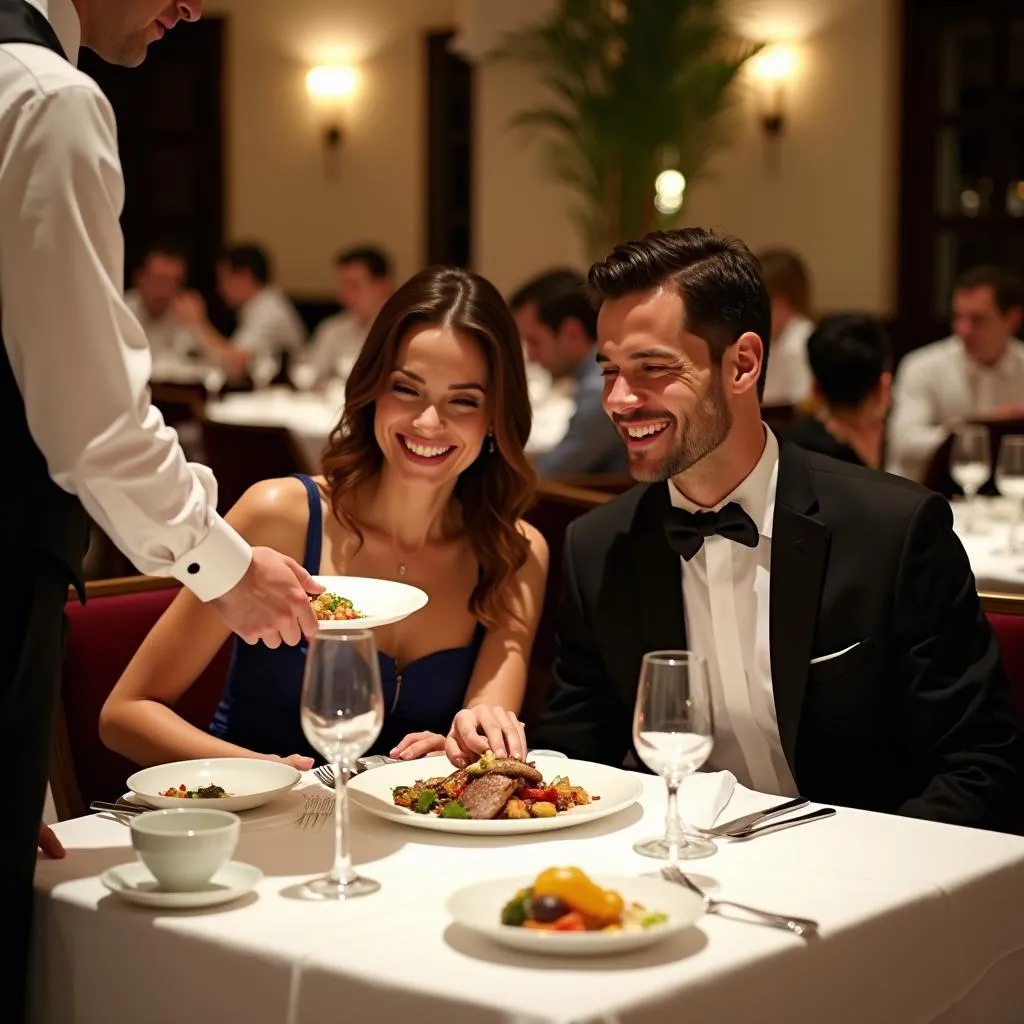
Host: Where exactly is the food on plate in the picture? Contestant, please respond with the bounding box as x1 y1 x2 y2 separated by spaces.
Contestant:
390 750 593 821
500 867 668 933
310 592 365 621
159 783 230 799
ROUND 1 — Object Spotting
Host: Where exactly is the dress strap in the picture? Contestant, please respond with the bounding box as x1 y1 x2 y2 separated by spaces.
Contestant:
292 474 323 575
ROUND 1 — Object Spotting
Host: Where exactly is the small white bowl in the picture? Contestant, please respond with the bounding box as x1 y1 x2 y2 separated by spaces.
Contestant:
130 808 240 892
127 757 301 812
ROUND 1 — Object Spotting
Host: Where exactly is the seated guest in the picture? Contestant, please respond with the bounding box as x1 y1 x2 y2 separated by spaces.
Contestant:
530 227 1024 831
298 246 395 384
125 245 198 365
888 265 1024 481
509 268 627 477
175 243 306 387
100 266 548 769
756 247 814 407
786 313 892 469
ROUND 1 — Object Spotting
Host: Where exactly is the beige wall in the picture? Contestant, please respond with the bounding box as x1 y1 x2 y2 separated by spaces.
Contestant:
205 0 455 296
470 0 901 314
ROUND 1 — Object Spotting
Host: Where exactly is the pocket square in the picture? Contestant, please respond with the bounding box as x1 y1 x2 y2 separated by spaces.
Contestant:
809 641 862 666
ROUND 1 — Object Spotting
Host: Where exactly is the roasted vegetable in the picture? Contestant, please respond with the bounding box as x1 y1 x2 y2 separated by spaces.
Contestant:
501 888 531 926
532 866 625 924
529 801 557 818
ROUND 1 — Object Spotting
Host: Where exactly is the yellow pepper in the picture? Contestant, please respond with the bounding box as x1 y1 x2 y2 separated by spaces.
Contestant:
532 866 624 924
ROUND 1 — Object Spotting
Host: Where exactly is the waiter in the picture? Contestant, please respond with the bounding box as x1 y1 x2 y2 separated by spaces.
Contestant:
0 2 323 1018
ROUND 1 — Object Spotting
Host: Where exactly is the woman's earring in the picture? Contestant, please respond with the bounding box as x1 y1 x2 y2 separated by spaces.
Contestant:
487 432 495 454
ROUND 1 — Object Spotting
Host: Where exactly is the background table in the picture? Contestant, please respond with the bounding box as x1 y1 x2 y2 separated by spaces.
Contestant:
32 772 1024 1024
952 497 1024 593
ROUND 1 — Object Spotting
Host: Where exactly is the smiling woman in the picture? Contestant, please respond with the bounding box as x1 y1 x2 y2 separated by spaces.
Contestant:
99 266 549 778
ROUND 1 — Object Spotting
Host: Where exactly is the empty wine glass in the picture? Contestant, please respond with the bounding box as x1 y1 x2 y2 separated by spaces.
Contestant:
300 630 384 899
632 651 716 865
996 435 1024 552
950 424 991 532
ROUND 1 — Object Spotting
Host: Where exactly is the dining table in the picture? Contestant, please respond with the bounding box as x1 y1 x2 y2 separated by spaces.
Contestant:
31 768 1024 1024
951 496 1024 593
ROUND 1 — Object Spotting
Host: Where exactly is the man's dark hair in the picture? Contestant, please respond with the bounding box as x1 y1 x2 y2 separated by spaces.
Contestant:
220 243 271 285
588 228 773 399
141 241 187 266
807 313 890 409
954 265 1024 314
509 267 598 341
757 247 811 316
335 246 392 280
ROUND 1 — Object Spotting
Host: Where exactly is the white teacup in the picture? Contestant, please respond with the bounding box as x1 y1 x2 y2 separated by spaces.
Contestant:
130 808 240 892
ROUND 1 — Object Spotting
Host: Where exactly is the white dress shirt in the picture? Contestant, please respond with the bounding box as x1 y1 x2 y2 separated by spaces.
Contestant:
668 428 799 796
124 289 199 364
886 335 1024 481
761 314 813 407
302 311 366 381
0 0 250 600
233 285 306 387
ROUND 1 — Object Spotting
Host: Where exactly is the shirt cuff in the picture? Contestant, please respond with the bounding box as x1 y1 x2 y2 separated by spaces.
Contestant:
168 517 253 602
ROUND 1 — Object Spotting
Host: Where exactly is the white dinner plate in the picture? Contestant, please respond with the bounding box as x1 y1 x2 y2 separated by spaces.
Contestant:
100 860 263 909
127 758 301 812
310 575 429 631
347 755 643 835
447 874 704 956
118 783 310 830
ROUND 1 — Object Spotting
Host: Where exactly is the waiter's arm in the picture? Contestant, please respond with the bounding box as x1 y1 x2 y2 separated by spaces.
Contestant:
0 83 249 600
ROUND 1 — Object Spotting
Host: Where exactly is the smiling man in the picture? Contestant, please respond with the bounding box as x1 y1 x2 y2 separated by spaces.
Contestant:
529 227 1024 833
0 3 322 1018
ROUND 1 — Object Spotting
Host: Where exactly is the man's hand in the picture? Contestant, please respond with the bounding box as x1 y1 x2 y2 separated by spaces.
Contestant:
212 546 324 648
172 290 207 326
38 824 65 859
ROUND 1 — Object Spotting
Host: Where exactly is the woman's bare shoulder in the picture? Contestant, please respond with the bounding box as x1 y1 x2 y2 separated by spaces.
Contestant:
224 475 319 561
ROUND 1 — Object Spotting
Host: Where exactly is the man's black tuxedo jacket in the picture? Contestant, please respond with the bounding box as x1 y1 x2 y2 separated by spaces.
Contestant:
532 442 1024 832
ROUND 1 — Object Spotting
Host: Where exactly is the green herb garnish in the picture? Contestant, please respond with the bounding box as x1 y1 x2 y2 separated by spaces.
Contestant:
640 910 668 928
438 800 470 819
413 790 437 814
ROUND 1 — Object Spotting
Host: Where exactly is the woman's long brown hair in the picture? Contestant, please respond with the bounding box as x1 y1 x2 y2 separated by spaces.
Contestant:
321 266 536 628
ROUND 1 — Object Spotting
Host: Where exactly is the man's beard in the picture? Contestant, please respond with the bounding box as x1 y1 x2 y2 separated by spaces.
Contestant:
626 370 733 483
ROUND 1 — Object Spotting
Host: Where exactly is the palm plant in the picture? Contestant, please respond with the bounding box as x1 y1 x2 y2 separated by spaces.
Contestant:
491 0 760 260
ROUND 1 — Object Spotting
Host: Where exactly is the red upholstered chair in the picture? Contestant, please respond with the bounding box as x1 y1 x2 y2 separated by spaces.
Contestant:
982 591 1024 722
52 576 233 819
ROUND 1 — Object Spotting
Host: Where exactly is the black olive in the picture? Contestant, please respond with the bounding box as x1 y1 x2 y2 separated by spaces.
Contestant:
529 894 569 923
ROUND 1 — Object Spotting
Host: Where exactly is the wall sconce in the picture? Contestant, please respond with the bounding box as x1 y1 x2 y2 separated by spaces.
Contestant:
750 44 796 137
305 64 359 156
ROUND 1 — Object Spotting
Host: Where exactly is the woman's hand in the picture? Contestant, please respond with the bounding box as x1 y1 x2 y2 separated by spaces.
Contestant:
37 823 65 859
445 706 527 768
390 731 447 760
267 753 314 771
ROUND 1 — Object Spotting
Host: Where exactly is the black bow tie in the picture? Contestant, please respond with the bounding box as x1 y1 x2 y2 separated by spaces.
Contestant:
664 501 759 561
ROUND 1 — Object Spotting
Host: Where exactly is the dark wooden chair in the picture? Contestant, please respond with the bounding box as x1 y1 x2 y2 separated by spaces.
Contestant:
522 480 613 726
761 403 797 435
199 418 312 513
150 380 208 429
550 473 636 496
51 575 233 819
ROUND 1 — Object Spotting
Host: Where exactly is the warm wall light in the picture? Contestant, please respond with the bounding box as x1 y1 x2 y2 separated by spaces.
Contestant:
750 44 796 137
305 64 360 154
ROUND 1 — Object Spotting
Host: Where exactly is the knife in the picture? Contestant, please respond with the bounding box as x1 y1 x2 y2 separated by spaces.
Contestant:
90 800 145 816
710 796 809 835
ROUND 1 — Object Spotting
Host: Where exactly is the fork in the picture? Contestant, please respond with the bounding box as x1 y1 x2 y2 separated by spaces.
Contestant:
297 794 334 829
698 806 837 840
661 865 819 937
315 756 399 788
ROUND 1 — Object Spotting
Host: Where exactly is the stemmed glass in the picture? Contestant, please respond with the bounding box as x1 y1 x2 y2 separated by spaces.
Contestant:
995 435 1024 553
299 629 384 899
950 424 991 532
632 651 716 865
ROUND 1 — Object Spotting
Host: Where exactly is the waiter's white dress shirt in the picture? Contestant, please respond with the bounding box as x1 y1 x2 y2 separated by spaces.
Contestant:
668 428 799 796
0 0 250 599
887 335 1024 481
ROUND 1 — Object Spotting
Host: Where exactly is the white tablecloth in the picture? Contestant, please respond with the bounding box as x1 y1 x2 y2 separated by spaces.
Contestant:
952 497 1024 593
205 386 574 468
31 773 1024 1024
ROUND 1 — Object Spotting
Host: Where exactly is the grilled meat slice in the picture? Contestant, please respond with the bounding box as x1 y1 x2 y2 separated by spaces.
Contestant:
489 758 543 785
459 774 520 820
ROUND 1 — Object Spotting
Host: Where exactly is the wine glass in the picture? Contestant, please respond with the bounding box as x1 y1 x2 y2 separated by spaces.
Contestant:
950 424 991 532
300 630 384 899
996 435 1024 552
632 651 716 865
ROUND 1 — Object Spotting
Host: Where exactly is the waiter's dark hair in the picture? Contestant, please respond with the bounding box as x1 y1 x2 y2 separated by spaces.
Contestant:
588 228 772 399
220 243 271 285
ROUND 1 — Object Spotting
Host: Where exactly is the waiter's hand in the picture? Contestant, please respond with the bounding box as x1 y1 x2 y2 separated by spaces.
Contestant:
212 546 324 648
38 824 65 859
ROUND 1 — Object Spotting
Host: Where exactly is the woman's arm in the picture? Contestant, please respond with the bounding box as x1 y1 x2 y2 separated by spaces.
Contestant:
447 520 549 765
98 476 314 767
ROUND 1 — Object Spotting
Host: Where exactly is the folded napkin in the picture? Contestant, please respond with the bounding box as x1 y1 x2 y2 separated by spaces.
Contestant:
679 770 736 828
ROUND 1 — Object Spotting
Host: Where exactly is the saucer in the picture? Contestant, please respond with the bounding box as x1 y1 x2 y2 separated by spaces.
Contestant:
100 860 263 909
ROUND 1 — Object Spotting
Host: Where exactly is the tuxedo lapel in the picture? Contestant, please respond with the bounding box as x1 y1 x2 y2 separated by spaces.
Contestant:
770 443 829 770
626 484 687 656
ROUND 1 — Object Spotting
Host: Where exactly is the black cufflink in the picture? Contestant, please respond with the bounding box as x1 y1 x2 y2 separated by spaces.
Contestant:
187 562 200 575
